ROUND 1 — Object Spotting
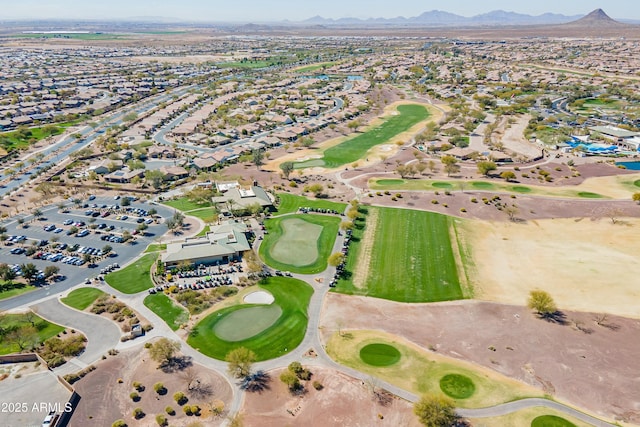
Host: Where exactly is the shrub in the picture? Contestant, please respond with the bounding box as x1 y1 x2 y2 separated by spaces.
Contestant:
155 414 168 426
112 420 127 427
165 406 175 416
154 382 167 395
130 392 140 401
470 198 477 203
395 193 402 198
312 381 323 390
132 381 144 391
431 200 438 204
444 190 451 195
460 208 467 213
133 407 145 419
173 391 188 405
183 405 193 416
288 181 297 188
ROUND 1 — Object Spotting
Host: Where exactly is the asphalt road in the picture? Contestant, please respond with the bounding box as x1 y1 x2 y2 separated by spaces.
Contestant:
32 298 121 373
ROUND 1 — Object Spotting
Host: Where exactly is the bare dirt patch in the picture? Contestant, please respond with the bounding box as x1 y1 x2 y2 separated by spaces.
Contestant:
320 294 640 424
69 346 232 427
498 114 542 159
352 207 378 288
461 217 640 317
241 366 421 427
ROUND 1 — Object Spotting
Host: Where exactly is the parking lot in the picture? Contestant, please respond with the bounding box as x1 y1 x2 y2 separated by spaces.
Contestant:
0 196 176 310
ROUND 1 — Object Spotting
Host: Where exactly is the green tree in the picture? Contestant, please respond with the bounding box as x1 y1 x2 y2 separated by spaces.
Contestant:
252 150 265 170
21 263 39 283
527 290 557 316
347 119 363 132
43 266 60 279
280 161 295 180
0 264 16 282
226 347 256 378
413 393 457 427
148 338 180 365
477 161 497 176
632 192 640 204
500 171 516 182
279 370 301 393
328 252 345 267
145 170 165 190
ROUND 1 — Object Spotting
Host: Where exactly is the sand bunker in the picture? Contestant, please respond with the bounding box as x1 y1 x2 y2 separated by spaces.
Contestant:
243 291 275 305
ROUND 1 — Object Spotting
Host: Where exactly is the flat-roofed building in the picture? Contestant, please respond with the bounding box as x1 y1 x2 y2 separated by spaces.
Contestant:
162 220 251 267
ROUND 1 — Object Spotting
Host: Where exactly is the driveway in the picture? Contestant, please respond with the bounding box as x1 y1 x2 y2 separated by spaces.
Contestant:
31 298 121 374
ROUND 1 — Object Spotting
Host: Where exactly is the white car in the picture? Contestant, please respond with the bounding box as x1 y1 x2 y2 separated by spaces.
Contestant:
54 228 63 233
63 219 73 225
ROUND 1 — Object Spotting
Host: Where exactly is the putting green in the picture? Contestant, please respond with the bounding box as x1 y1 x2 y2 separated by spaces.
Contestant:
531 415 577 427
270 218 322 266
577 191 603 198
213 305 283 342
433 182 454 189
359 343 401 366
439 374 476 399
471 181 495 189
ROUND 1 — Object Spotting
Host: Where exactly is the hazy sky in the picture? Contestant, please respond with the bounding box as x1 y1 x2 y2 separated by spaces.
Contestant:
2 0 637 21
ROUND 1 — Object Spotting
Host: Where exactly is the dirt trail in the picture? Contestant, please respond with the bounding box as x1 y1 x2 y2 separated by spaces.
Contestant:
352 208 378 288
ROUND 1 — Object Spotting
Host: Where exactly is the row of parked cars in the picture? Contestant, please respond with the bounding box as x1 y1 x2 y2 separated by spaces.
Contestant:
330 228 353 287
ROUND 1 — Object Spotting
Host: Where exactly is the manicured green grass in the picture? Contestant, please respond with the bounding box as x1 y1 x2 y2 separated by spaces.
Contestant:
274 193 346 216
294 62 336 73
577 192 603 198
376 179 405 186
187 277 313 361
511 186 532 193
335 206 463 303
297 104 430 169
439 374 476 399
105 253 156 294
327 330 542 408
195 225 210 237
259 214 340 274
0 282 36 300
359 343 401 366
471 181 495 190
61 288 106 310
0 124 69 151
218 60 273 69
370 178 615 199
433 181 454 189
214 305 282 341
0 313 65 355
185 207 218 223
531 415 577 427
144 243 167 253
163 197 211 212
143 293 189 331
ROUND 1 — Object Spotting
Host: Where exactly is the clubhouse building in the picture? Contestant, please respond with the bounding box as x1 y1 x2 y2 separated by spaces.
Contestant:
161 220 251 268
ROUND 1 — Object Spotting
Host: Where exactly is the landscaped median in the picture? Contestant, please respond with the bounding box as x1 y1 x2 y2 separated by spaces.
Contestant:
326 329 542 409
143 292 189 331
61 287 107 310
105 253 157 294
187 277 313 361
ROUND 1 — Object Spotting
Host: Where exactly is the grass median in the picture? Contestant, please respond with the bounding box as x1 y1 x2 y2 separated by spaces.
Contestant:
105 253 157 294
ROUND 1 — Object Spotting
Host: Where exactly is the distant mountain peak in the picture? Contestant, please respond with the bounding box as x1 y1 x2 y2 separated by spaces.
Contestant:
566 8 624 27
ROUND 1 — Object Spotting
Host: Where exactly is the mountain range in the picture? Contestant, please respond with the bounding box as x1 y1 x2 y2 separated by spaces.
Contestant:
299 8 629 27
